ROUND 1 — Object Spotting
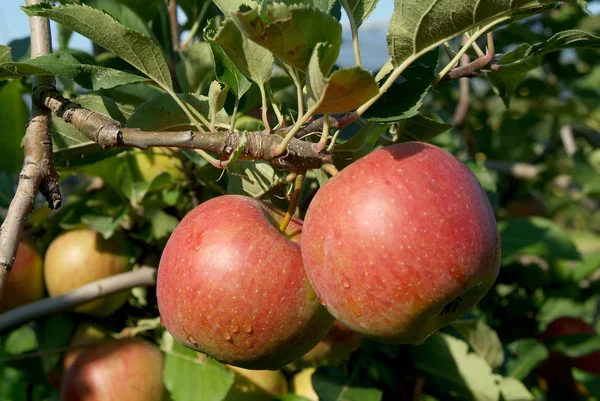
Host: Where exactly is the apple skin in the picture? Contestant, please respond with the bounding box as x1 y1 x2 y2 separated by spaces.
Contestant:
0 241 44 312
301 142 501 344
289 320 362 369
540 317 600 376
157 195 335 370
61 338 164 401
44 229 131 316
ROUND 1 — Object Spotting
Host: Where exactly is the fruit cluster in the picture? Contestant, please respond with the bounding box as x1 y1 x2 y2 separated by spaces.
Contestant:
156 141 502 369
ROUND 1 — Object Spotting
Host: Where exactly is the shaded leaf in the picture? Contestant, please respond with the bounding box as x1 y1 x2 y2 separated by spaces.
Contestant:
505 339 549 380
230 3 342 73
333 122 388 168
4 325 37 355
451 319 504 369
341 0 379 29
208 41 252 97
412 333 500 401
23 3 173 90
227 160 283 198
394 114 452 143
312 366 383 401
176 42 215 94
0 79 27 174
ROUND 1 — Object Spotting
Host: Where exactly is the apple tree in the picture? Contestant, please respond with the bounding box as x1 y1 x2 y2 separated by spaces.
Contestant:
0 0 599 400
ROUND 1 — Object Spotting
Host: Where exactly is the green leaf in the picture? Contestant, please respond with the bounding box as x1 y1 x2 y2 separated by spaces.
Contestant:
393 114 452 143
412 333 500 401
306 44 379 113
230 3 342 73
127 92 227 130
341 0 379 28
505 339 549 380
312 366 383 401
498 217 581 264
572 368 600 397
497 377 534 401
36 315 75 373
23 3 173 90
0 173 15 209
386 0 571 67
5 325 38 355
489 30 600 106
451 319 504 369
208 41 252 97
332 122 389 168
0 79 27 174
176 42 215 94
465 161 499 209
0 367 27 401
148 209 179 240
163 337 234 401
86 0 154 38
363 49 438 122
212 0 258 15
536 297 599 333
208 80 229 119
543 334 600 358
81 207 129 239
227 160 283 198
25 53 147 90
0 45 12 63
205 18 273 85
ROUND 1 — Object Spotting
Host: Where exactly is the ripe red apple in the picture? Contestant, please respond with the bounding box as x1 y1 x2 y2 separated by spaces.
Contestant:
44 229 131 316
61 337 164 401
289 320 362 369
157 195 334 369
540 316 600 376
0 241 44 312
302 142 501 344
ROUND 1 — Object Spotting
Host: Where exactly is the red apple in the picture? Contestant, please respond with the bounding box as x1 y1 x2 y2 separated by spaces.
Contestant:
302 142 501 344
157 195 334 369
44 229 131 316
540 316 600 376
61 337 164 401
0 241 44 312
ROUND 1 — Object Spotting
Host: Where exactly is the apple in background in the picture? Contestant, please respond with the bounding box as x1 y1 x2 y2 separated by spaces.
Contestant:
225 365 288 401
61 337 164 401
62 323 108 372
539 316 600 376
157 195 334 370
0 241 44 312
44 229 131 316
127 147 185 183
302 142 501 344
292 368 318 401
288 320 362 369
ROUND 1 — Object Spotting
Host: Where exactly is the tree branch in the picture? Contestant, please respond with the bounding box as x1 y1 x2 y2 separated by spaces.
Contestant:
0 0 61 305
0 267 157 334
34 87 335 171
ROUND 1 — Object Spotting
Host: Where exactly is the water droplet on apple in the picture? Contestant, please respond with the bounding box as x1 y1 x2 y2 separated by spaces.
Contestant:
243 321 254 334
343 280 350 289
193 244 201 252
187 336 198 346
231 323 240 334
223 331 232 342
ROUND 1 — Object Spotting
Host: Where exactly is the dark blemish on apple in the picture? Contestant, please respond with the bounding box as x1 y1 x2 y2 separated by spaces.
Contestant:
439 296 463 316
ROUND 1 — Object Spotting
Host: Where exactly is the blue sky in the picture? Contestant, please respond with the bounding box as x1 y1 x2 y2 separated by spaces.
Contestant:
0 1 395 53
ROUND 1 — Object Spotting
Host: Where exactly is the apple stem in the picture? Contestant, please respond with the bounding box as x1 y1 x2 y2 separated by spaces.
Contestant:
322 164 339 177
279 171 306 233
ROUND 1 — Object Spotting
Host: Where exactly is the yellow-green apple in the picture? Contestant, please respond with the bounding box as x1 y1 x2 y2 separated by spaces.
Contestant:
44 229 131 316
157 195 334 369
60 337 164 401
292 368 318 401
225 365 288 401
0 241 44 312
289 320 362 369
302 142 501 344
